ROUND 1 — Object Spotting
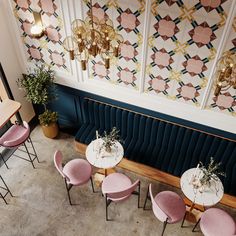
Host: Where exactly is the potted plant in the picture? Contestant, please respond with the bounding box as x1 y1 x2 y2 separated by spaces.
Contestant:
101 127 120 153
199 157 225 187
17 64 59 138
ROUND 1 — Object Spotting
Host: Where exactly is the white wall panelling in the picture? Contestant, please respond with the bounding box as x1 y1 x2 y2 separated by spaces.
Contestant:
6 0 236 134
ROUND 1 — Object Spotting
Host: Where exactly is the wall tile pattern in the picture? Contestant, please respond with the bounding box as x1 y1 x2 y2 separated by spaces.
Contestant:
13 0 68 70
207 16 236 115
145 0 230 107
12 0 236 117
84 0 145 90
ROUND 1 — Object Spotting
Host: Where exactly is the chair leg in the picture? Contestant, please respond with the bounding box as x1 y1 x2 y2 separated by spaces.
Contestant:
0 153 9 169
64 179 72 205
181 212 187 227
105 194 111 221
161 219 168 236
0 192 8 204
192 218 201 232
0 175 13 197
137 181 141 208
143 186 150 210
28 137 40 163
90 177 95 193
24 143 35 169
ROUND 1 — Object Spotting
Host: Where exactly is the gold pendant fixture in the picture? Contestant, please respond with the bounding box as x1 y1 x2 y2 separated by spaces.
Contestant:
214 51 236 96
63 0 124 70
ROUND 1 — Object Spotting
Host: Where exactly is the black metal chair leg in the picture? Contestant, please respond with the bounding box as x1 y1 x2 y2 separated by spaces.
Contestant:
181 212 187 227
24 143 35 169
0 192 8 205
138 181 141 208
105 195 109 221
161 219 168 236
143 186 150 210
0 175 13 197
0 153 9 169
65 180 72 205
192 218 201 232
28 137 40 163
90 177 95 193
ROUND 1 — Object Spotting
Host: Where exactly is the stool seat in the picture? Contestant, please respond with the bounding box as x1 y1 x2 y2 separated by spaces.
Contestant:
0 121 39 169
0 121 30 147
200 208 236 236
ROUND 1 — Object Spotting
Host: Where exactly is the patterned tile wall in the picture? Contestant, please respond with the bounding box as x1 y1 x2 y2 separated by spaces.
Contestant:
207 16 236 116
12 0 236 116
12 0 68 70
145 0 231 107
84 0 145 90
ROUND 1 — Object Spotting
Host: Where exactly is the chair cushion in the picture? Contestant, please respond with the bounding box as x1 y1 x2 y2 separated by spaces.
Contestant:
0 122 30 147
200 208 236 236
63 159 92 186
154 191 186 223
102 173 132 201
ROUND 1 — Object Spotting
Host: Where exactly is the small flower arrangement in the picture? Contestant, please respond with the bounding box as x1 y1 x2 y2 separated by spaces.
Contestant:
101 127 120 153
199 157 226 187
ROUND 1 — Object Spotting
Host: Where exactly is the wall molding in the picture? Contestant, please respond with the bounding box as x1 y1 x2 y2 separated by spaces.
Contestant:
6 0 236 134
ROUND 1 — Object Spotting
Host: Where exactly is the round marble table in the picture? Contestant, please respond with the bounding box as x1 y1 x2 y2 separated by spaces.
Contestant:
86 138 124 174
180 168 224 207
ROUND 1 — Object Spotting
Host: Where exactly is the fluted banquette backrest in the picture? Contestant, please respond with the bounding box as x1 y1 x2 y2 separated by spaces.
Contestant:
75 99 236 196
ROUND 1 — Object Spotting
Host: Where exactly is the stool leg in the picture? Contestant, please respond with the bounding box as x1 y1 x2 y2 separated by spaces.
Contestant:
24 143 35 169
28 137 40 163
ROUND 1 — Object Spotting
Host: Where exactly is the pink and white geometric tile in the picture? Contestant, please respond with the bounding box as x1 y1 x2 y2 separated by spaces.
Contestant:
12 0 68 71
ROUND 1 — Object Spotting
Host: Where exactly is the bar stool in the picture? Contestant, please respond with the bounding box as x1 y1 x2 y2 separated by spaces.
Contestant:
0 175 13 204
0 121 39 169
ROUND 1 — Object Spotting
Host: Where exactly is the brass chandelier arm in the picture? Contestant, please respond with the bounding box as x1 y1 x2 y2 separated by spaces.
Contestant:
62 0 124 70
214 51 236 96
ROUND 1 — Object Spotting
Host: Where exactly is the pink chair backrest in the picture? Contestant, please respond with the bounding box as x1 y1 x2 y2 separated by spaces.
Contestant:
54 150 66 178
149 184 169 221
106 179 140 199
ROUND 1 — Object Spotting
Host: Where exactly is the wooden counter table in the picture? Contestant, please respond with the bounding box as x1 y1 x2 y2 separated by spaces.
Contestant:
0 99 21 128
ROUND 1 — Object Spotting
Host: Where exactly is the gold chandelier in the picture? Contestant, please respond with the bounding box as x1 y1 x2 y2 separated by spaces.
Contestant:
214 51 236 96
63 0 124 70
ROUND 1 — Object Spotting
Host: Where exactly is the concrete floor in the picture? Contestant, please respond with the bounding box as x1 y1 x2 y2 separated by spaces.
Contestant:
0 126 235 236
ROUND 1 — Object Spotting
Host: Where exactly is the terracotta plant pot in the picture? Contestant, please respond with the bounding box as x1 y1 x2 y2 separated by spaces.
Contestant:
41 122 59 138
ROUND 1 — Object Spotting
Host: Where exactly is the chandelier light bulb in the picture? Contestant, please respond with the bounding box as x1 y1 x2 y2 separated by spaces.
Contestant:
62 0 124 71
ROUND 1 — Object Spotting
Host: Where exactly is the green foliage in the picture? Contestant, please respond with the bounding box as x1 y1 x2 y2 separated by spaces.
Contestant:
199 157 226 186
17 64 55 106
101 127 121 151
38 110 58 126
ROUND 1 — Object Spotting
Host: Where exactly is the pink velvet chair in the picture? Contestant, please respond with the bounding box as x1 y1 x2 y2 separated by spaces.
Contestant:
192 208 236 235
143 184 186 236
54 150 95 205
101 172 140 221
0 121 39 169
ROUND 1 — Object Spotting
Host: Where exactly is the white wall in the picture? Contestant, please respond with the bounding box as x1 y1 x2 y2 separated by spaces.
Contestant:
4 0 236 134
0 1 35 122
